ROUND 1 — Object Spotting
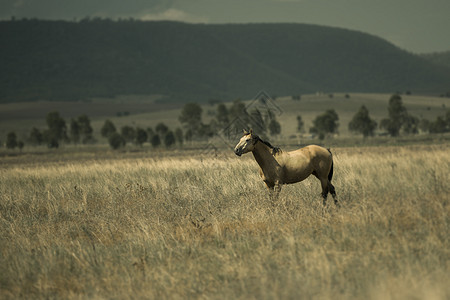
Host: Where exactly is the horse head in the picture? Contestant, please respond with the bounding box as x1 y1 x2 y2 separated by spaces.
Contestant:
234 129 258 156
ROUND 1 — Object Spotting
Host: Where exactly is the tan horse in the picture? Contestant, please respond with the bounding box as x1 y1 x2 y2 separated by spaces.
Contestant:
234 130 338 206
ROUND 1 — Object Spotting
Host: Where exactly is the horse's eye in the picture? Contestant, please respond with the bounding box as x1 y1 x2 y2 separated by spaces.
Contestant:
246 139 251 142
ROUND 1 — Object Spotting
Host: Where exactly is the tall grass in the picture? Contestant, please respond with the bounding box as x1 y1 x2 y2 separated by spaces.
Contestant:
0 145 449 299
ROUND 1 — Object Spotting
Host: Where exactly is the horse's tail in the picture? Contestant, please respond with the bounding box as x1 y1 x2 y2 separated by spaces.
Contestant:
327 148 333 182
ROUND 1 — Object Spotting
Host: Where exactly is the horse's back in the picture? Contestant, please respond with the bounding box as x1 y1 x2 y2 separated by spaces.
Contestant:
287 144 330 160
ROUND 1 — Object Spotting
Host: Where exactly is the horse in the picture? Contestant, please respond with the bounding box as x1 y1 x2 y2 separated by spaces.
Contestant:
234 129 338 206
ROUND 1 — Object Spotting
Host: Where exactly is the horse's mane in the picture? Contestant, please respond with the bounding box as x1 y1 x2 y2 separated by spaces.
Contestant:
256 136 282 155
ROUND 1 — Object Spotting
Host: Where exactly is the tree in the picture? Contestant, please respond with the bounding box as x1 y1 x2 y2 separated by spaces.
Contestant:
402 114 419 134
150 134 161 148
310 109 339 140
6 132 18 149
135 127 148 146
229 99 246 118
77 115 93 143
45 111 67 146
380 94 407 136
108 132 125 150
121 126 136 144
155 122 169 137
348 105 377 137
29 127 43 145
380 94 421 136
70 118 81 144
164 131 176 147
249 109 266 134
296 115 304 133
216 103 229 128
43 130 59 148
147 127 155 141
423 109 450 133
175 128 184 145
268 119 281 136
101 119 117 138
179 103 203 135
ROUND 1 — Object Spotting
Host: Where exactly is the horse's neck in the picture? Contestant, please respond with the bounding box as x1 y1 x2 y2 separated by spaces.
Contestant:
252 142 278 172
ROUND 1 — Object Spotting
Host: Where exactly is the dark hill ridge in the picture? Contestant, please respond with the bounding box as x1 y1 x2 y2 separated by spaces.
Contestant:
1 19 449 103
421 51 450 69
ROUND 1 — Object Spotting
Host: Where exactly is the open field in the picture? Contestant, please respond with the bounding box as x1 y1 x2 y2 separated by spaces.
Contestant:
1 144 449 299
1 93 449 141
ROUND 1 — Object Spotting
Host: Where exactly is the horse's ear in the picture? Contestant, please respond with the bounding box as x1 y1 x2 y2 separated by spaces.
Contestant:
243 129 249 135
249 129 253 134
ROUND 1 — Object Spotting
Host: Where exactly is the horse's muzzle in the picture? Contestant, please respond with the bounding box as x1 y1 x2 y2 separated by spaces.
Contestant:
234 149 242 156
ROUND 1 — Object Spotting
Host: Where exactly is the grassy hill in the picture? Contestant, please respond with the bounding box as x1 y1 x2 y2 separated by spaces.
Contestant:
1 19 450 103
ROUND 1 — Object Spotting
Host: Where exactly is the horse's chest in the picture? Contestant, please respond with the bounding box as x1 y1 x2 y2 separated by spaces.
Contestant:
259 166 282 183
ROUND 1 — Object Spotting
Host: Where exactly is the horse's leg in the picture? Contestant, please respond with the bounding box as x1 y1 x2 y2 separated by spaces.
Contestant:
328 181 338 206
319 178 329 206
264 181 276 204
274 180 282 200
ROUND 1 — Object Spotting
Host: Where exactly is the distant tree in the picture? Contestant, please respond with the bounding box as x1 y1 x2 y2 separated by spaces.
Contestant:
155 122 169 137
108 132 125 150
184 129 193 142
249 109 266 134
296 115 304 133
70 118 81 144
268 119 281 136
402 114 419 134
175 128 184 145
427 110 450 133
198 123 214 138
310 109 339 140
380 94 407 136
150 134 161 148
17 141 24 151
29 127 43 145
380 94 420 136
77 115 93 143
179 103 203 135
135 127 148 146
6 132 18 149
147 127 155 138
216 103 229 128
419 118 431 133
121 126 136 144
164 131 176 147
43 130 59 148
229 99 246 117
348 105 377 137
45 111 67 145
101 119 117 138
292 95 301 101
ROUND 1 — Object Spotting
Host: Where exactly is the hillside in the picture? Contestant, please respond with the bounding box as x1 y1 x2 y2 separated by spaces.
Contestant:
1 19 450 103
421 51 450 69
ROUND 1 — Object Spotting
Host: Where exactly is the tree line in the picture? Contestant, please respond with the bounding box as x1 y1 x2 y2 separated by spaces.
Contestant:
2 94 450 150
2 112 183 150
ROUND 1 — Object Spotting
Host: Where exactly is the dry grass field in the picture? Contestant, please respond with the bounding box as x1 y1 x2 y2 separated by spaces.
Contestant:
0 144 449 299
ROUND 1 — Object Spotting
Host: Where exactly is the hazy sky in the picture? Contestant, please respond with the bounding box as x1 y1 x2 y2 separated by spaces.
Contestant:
1 0 449 53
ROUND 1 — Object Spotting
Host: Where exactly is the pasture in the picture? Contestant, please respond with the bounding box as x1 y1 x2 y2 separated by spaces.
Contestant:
0 144 449 299
0 93 448 140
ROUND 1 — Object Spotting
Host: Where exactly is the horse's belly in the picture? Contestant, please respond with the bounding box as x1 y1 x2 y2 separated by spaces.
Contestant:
282 166 312 184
